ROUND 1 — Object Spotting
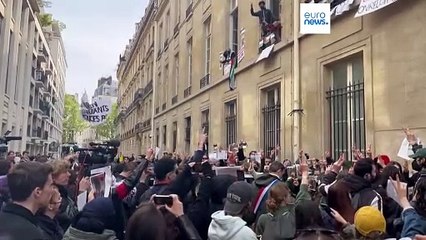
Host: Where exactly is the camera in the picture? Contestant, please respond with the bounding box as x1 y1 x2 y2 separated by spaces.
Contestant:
0 130 22 158
74 140 120 165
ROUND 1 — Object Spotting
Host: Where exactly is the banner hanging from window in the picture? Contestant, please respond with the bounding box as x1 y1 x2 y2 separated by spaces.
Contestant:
355 0 398 18
81 96 113 126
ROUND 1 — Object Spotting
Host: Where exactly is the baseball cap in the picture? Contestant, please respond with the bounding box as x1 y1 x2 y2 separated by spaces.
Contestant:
409 148 426 159
354 206 386 237
224 181 256 216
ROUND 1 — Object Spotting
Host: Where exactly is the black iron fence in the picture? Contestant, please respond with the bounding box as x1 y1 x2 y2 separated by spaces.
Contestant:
262 104 281 153
326 82 365 160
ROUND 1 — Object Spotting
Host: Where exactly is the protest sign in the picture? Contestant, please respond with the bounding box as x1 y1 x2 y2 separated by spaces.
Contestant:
90 166 113 198
81 96 112 126
355 0 398 18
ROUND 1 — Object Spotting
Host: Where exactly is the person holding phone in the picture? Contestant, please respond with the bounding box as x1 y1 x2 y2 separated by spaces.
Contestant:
125 194 202 240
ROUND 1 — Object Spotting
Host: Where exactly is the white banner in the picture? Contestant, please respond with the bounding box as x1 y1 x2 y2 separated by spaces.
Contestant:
355 0 398 18
81 96 112 126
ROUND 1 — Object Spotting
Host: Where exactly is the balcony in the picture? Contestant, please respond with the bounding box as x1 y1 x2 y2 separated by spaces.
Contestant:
43 131 48 140
157 49 162 59
164 38 169 50
184 86 191 98
40 101 51 120
162 103 166 111
33 101 43 115
135 123 142 133
171 95 178 105
142 119 151 132
42 89 51 98
185 2 193 18
118 108 127 120
173 23 180 37
32 127 42 139
200 74 210 89
45 68 52 76
37 47 47 62
134 88 144 101
35 71 47 89
144 80 153 96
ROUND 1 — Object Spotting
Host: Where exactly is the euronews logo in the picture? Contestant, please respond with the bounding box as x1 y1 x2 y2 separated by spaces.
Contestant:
304 12 329 25
300 3 331 34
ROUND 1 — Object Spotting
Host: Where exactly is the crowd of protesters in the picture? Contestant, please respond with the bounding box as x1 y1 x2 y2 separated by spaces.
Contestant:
1 128 426 240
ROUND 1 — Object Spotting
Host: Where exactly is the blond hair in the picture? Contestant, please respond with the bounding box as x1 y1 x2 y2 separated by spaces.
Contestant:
48 159 70 177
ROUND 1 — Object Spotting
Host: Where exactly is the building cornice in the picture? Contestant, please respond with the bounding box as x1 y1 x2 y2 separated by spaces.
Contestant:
118 0 156 79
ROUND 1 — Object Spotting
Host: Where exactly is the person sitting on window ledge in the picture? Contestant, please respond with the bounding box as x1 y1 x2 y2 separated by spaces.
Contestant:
250 1 280 38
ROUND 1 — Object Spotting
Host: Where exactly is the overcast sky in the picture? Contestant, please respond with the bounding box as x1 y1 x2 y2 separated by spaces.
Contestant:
49 0 148 98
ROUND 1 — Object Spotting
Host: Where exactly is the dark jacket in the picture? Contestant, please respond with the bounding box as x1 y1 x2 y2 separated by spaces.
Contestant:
326 174 382 225
36 213 64 240
0 175 9 210
56 184 79 231
250 7 276 25
0 203 45 240
253 173 281 219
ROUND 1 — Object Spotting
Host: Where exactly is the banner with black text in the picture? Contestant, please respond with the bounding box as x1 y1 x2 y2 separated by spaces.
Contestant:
81 96 112 126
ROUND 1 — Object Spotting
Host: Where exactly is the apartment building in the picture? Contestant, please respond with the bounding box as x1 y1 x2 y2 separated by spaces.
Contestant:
117 0 156 154
0 0 66 156
93 76 118 100
118 0 426 160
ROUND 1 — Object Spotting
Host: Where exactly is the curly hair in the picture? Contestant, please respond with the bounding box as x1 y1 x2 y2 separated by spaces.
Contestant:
266 182 290 213
48 159 70 178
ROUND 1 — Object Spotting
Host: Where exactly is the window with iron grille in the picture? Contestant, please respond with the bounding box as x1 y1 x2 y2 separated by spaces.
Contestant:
326 56 365 160
185 117 191 153
172 122 177 152
262 86 281 153
225 100 237 147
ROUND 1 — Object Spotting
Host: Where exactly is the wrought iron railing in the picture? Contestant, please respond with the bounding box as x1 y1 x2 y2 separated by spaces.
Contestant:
326 82 365 160
262 104 281 153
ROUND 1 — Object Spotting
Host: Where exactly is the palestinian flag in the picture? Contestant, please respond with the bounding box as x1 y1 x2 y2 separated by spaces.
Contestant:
229 52 238 91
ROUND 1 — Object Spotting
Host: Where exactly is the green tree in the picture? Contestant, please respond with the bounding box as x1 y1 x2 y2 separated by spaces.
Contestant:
39 13 53 27
95 103 119 139
63 94 87 143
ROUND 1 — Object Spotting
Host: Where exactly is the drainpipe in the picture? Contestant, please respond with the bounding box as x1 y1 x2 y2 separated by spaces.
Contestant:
292 1 301 162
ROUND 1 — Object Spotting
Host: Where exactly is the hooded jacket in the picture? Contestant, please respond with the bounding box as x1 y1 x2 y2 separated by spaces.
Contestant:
327 174 382 224
208 210 258 240
62 227 118 240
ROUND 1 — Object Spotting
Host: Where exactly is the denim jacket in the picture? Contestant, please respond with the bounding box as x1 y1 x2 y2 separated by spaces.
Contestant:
401 207 426 238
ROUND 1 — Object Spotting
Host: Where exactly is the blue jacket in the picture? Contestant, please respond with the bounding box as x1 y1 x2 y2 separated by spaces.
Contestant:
401 207 426 238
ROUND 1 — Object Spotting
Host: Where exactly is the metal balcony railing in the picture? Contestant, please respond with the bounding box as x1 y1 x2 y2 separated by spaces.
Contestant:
171 95 178 105
184 86 191 98
200 74 210 89
186 2 193 18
